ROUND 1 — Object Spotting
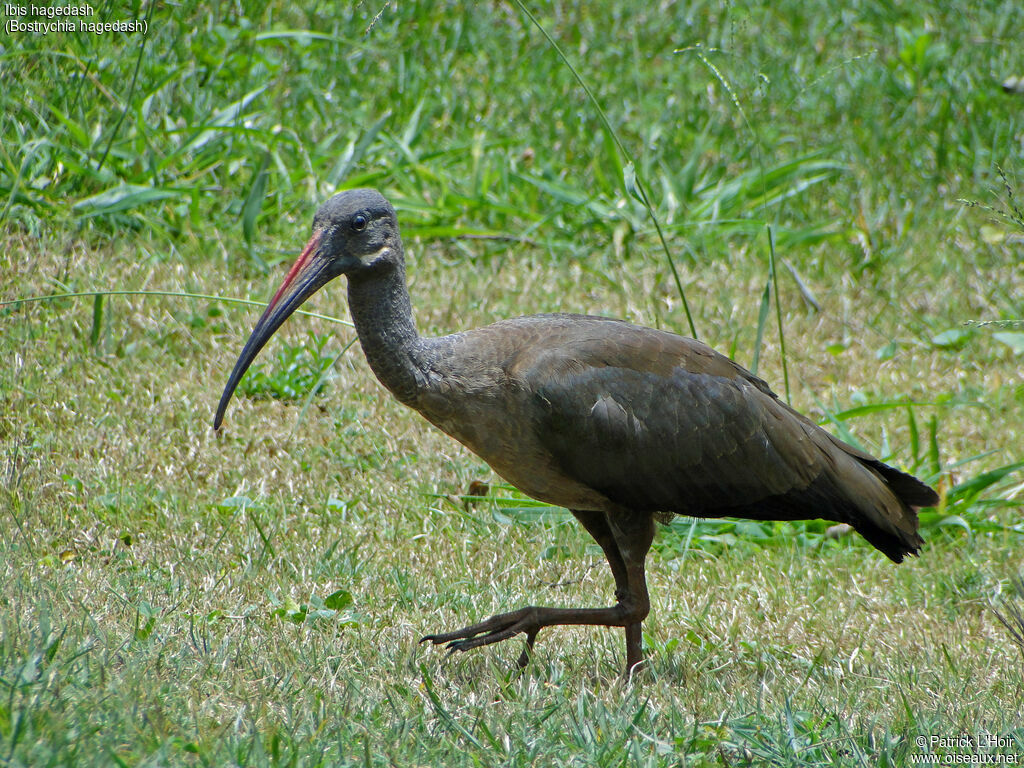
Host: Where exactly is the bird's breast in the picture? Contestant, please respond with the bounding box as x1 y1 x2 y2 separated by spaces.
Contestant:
411 385 617 512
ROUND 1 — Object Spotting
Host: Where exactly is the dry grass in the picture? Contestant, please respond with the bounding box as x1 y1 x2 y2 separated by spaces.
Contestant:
3 214 1022 763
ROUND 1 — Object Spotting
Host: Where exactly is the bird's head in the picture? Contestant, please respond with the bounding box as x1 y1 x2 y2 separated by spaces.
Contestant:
311 188 403 277
213 188 401 430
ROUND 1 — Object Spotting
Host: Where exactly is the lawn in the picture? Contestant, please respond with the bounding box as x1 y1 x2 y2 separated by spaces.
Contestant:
2 1 1023 766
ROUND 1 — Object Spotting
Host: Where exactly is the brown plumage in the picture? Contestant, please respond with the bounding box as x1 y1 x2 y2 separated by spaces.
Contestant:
214 188 938 673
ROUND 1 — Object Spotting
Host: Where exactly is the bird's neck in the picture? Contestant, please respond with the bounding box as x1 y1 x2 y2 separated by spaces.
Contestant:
346 264 426 405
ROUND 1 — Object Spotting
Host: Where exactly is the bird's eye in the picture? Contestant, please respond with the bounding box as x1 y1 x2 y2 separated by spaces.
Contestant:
351 213 368 232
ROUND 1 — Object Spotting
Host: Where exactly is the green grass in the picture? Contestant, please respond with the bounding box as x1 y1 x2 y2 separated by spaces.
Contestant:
3 1 1024 765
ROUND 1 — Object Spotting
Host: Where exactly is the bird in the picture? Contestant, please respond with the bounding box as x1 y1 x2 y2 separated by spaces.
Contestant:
214 188 939 674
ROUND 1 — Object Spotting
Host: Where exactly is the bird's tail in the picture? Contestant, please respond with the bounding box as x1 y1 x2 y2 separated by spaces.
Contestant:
824 434 939 563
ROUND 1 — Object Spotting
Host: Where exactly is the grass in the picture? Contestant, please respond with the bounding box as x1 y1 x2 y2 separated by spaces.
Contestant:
2 0 1024 765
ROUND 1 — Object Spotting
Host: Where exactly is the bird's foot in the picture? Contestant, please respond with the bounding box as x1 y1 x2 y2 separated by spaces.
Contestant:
420 606 541 663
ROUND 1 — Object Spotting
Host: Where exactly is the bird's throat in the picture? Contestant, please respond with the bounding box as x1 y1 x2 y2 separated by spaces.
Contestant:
346 265 425 406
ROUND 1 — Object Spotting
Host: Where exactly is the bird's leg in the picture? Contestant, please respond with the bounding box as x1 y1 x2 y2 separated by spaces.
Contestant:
572 509 644 671
603 510 656 673
420 509 656 675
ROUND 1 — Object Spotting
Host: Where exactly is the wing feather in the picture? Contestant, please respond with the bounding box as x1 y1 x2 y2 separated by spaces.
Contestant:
506 317 933 561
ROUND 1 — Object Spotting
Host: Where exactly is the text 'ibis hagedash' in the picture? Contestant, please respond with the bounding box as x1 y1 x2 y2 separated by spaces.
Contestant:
215 189 938 674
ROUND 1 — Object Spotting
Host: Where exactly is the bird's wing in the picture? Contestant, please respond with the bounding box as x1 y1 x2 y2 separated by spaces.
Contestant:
506 320 877 519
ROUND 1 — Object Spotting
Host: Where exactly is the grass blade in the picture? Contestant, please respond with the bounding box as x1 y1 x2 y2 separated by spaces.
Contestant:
750 278 771 376
73 184 185 218
89 293 103 347
328 110 392 187
766 224 790 402
1 291 352 328
242 150 271 246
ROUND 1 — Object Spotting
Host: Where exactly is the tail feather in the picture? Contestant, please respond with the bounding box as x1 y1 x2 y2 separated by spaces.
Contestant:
816 431 938 563
860 457 940 507
852 508 924 563
846 464 936 563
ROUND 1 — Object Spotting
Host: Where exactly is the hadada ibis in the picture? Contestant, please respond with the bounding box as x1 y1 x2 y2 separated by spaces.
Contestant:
214 188 938 674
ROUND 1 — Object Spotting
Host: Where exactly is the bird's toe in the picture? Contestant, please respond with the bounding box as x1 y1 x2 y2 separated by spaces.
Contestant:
420 607 539 653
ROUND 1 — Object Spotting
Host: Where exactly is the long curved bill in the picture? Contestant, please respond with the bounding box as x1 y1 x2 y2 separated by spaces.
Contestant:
213 230 330 430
